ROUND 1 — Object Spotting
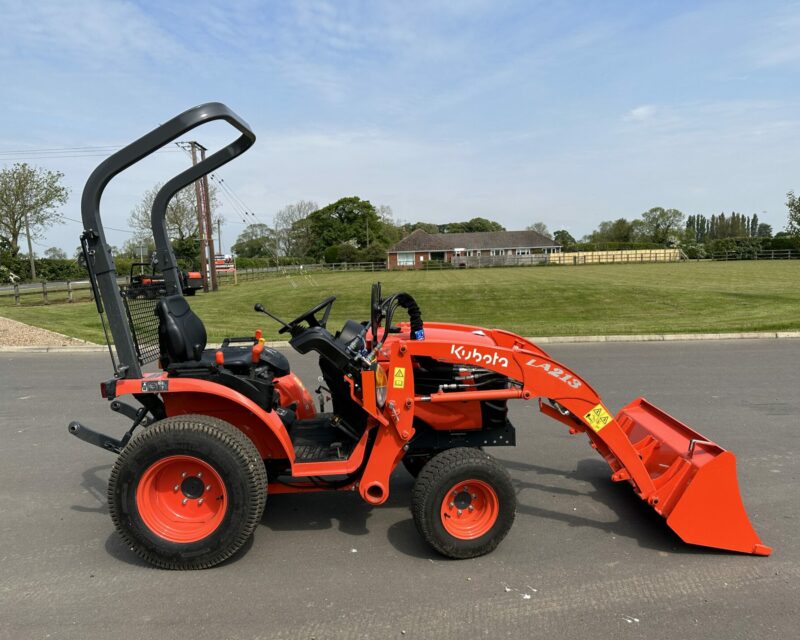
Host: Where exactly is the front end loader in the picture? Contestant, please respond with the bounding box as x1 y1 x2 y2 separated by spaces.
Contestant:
69 102 771 569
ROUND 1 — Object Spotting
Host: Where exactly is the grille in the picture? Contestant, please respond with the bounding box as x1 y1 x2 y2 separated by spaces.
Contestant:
121 283 165 365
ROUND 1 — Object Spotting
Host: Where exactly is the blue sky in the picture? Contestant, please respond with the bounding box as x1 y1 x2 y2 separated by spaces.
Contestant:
1 0 799 253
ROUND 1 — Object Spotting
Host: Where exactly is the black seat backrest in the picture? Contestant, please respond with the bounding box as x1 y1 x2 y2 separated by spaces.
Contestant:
156 294 207 365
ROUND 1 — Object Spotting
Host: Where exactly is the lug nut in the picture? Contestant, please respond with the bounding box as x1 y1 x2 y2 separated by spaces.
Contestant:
471 494 477 499
468 505 474 512
181 472 187 478
197 472 203 478
198 498 204 505
182 498 188 505
449 502 455 508
173 484 179 491
205 485 211 491
457 509 463 516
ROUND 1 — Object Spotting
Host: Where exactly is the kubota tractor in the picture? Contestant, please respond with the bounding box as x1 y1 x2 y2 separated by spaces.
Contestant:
70 103 771 569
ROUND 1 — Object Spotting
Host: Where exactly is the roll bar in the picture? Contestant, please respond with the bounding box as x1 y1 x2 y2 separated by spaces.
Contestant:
80 102 255 378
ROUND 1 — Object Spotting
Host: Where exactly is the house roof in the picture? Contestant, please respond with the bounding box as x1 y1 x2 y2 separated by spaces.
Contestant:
388 228 559 252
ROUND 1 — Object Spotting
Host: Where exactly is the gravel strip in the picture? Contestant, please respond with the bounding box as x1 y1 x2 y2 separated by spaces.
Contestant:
0 315 92 347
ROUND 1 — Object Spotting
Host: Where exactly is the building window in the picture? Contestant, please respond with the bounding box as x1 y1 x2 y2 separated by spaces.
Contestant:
397 252 415 266
491 249 504 256
515 248 531 256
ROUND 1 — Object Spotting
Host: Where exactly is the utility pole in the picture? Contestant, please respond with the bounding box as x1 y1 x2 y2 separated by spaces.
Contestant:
23 211 36 279
198 145 218 291
217 218 222 255
189 142 210 293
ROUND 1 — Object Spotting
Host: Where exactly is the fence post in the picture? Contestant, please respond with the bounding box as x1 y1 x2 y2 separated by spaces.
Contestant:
14 283 20 306
67 281 73 303
42 281 49 305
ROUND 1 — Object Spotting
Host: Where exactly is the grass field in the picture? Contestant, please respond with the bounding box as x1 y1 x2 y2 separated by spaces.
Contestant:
0 261 798 344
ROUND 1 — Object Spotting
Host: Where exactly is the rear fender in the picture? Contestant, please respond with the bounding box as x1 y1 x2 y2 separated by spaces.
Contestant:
116 375 294 461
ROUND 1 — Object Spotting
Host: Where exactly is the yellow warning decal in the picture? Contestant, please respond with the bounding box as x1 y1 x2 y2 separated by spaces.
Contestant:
393 367 406 388
584 404 612 432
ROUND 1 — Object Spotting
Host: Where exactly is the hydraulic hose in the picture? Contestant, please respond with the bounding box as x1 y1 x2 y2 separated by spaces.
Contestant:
394 293 424 339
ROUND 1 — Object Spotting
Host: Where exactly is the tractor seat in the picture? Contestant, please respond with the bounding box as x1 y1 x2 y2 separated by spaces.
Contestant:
155 295 289 376
156 295 207 365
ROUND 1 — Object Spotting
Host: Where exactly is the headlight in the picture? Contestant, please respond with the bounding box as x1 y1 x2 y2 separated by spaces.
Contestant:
375 365 388 408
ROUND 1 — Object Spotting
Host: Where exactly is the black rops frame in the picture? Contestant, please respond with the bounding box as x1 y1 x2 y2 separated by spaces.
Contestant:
80 102 255 380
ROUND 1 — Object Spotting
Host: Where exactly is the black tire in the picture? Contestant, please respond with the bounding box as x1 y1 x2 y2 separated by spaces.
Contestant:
108 415 267 570
402 453 432 478
184 288 196 296
412 448 515 559
403 447 483 478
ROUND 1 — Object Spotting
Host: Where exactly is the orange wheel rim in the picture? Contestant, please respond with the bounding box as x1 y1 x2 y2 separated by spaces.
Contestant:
136 455 228 543
440 479 499 540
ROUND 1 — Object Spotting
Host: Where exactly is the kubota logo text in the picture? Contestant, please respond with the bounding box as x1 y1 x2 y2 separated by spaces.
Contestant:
450 345 509 368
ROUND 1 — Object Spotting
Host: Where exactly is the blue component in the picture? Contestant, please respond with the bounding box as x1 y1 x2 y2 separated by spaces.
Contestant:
414 329 425 341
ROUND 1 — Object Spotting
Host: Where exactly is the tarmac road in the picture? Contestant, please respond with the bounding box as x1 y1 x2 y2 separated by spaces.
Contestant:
0 340 797 640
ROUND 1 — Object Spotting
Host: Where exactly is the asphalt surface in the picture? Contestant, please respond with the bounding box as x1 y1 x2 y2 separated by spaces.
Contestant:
0 341 797 640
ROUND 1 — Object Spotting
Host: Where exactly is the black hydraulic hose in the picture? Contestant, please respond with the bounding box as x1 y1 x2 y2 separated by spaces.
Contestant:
394 292 424 339
375 291 424 348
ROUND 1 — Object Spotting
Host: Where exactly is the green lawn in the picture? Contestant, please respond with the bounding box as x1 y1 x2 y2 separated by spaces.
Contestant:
1 261 798 344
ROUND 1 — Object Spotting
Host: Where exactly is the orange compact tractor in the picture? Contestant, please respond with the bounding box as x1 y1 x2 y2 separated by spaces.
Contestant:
70 103 771 569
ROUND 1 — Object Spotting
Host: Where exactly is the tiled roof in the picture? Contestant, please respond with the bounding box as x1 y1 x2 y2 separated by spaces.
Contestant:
388 229 559 252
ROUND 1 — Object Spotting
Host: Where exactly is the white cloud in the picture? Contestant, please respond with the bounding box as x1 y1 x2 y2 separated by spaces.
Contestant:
626 105 657 122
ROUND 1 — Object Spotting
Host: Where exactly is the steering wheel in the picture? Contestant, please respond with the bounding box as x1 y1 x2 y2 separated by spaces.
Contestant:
279 296 336 334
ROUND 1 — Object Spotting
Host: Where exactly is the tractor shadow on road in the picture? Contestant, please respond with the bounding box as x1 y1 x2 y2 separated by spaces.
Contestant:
260 471 416 538
496 456 720 555
70 464 111 515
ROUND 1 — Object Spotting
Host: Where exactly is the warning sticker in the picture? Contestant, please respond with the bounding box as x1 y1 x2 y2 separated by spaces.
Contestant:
584 404 612 432
393 367 406 388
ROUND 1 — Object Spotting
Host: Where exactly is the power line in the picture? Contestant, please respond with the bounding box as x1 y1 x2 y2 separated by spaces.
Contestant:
62 214 136 235
174 142 253 226
0 145 182 162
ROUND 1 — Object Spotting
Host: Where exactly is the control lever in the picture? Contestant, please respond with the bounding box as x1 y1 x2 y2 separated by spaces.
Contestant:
254 303 291 332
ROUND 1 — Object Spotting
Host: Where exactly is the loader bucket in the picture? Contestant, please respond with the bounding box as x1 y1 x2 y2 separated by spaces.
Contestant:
615 398 771 556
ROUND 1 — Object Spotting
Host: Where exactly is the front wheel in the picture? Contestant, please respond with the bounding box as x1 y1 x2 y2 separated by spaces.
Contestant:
108 415 267 569
411 448 515 559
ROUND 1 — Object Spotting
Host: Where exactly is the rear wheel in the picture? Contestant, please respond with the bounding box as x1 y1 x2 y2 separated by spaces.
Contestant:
411 448 515 559
108 415 266 569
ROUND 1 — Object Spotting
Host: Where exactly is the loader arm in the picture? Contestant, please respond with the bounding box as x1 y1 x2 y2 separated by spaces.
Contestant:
371 325 771 556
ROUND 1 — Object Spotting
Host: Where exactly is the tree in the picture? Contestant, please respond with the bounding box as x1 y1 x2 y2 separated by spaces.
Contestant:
588 218 637 243
401 221 440 235
128 182 222 242
440 217 505 233
121 237 155 262
526 222 552 239
232 223 277 258
786 191 800 236
552 229 576 250
0 163 69 257
756 223 773 238
302 197 390 261
43 246 67 260
274 200 318 258
639 207 685 244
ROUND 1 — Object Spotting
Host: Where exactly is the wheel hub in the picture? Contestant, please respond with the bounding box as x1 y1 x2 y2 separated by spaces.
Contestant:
440 479 499 540
136 455 228 543
180 476 205 499
453 490 472 510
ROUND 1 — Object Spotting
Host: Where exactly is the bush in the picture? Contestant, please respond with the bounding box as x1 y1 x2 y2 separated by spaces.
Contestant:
680 243 707 259
763 236 800 251
706 237 763 258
